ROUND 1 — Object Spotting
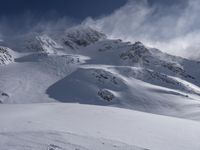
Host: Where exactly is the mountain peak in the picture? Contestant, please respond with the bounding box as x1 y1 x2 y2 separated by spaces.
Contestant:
63 26 106 49
134 41 144 46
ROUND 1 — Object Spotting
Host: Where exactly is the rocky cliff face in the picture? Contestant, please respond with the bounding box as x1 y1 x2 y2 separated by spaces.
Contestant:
0 46 13 65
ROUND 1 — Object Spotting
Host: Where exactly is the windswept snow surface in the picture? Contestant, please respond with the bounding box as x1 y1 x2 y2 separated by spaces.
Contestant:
0 103 200 150
1 26 200 120
1 26 200 149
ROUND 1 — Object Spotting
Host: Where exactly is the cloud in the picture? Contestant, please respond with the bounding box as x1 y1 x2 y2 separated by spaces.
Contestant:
1 0 200 59
0 12 77 40
84 0 200 59
0 12 79 52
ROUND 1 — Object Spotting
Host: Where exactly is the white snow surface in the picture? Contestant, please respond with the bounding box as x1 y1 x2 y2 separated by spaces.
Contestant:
1 26 200 149
0 26 200 120
0 103 200 150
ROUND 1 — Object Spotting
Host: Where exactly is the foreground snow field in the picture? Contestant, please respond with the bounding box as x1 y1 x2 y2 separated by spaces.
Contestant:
0 103 200 150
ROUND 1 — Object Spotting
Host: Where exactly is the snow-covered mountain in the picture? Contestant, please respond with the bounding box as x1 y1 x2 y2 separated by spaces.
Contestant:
62 26 106 50
1 25 200 149
1 25 200 120
4 26 105 54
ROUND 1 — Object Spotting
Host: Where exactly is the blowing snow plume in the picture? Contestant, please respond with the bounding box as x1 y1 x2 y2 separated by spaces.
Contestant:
84 0 200 59
0 12 77 43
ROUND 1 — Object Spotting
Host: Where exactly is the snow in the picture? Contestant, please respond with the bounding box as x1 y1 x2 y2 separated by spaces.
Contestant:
0 131 142 150
0 103 200 150
0 27 200 120
63 26 106 49
0 55 79 103
1 26 200 149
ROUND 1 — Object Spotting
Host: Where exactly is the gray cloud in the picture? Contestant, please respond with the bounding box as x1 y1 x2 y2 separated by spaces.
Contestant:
0 12 79 52
0 0 200 59
84 0 200 59
0 12 77 39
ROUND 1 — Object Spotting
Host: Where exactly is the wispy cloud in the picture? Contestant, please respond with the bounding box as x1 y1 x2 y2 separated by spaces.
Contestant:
0 12 77 38
84 0 200 59
0 0 200 59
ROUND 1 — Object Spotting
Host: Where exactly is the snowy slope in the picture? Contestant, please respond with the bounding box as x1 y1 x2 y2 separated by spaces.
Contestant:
1 25 200 150
0 53 85 103
1 25 200 120
0 103 200 150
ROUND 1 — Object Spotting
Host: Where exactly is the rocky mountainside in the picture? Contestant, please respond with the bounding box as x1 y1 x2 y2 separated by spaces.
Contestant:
0 46 14 65
1 25 200 120
1 25 200 150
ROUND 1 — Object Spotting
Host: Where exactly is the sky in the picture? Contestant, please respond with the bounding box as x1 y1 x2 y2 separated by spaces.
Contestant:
0 0 127 20
0 0 199 59
0 0 185 20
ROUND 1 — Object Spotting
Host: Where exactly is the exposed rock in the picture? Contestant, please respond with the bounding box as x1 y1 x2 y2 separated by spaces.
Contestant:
63 26 106 49
98 89 114 102
0 46 13 65
120 41 150 63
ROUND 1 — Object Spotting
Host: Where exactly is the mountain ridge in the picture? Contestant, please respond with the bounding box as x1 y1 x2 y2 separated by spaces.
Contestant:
0 25 200 121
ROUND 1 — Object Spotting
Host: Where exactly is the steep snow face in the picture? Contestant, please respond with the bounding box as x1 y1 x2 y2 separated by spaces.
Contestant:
47 65 200 119
9 33 44 52
3 33 64 55
120 41 200 86
116 67 200 96
4 26 106 54
0 46 14 65
0 53 85 104
36 34 64 54
47 67 126 105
